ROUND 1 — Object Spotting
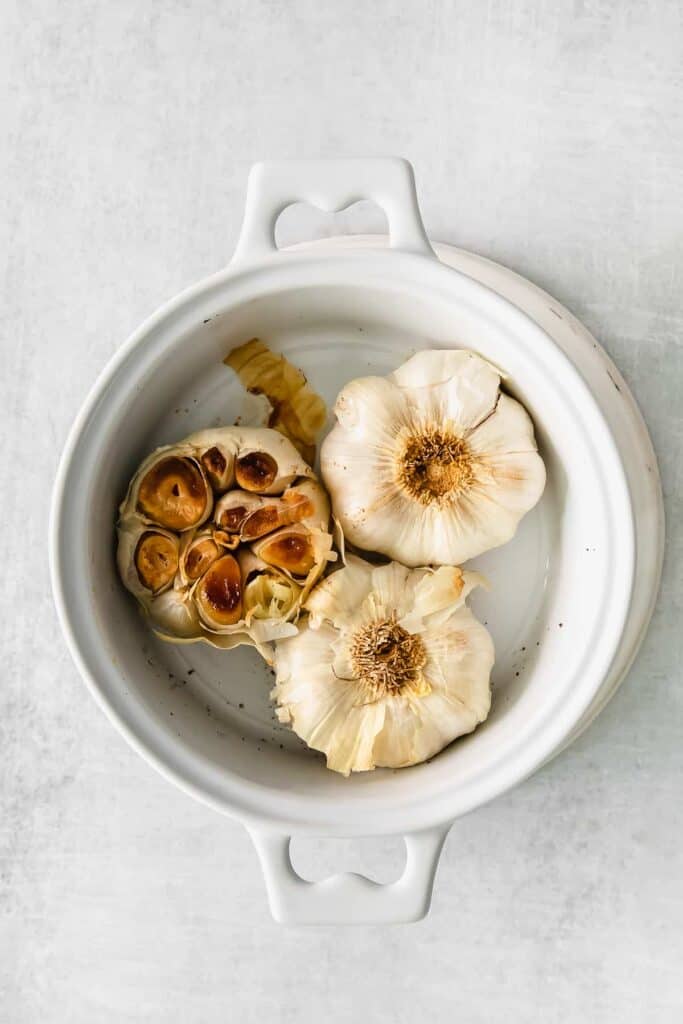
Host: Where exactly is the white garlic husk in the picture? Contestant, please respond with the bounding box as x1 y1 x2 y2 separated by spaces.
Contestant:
117 426 332 657
321 350 546 567
272 555 494 775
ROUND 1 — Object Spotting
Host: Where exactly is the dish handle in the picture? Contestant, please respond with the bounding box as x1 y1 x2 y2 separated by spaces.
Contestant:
233 157 436 263
247 824 450 925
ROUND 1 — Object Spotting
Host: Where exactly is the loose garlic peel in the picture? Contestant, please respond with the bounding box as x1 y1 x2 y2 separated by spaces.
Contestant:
224 338 327 464
320 350 546 567
117 426 334 656
272 555 494 775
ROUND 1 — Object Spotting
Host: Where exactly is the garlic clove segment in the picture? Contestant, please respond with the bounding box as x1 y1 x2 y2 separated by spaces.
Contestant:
214 490 264 533
117 519 180 601
200 444 235 492
321 349 545 567
251 525 317 578
239 479 330 541
178 528 223 584
194 553 243 628
134 531 179 593
230 427 314 495
272 557 494 775
136 455 212 531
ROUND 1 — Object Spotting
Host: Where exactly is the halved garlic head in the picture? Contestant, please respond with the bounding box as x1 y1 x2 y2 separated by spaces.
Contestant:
117 425 333 655
194 554 243 628
137 456 210 530
321 350 546 566
134 531 179 593
272 556 494 775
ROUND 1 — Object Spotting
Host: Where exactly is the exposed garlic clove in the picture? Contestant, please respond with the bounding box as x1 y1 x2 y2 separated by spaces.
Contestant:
230 427 315 494
179 529 222 584
200 445 234 492
235 450 279 492
133 530 179 593
214 490 263 532
251 525 316 578
321 349 545 567
282 478 331 530
117 519 180 602
239 479 328 541
272 557 494 775
194 554 243 628
136 455 212 531
239 501 289 541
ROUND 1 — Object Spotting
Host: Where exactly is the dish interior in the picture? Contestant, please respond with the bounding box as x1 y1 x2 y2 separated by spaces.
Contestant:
65 275 617 812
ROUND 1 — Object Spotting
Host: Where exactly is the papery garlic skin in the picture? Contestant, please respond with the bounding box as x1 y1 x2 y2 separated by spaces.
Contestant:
117 427 333 656
321 350 546 567
272 555 494 775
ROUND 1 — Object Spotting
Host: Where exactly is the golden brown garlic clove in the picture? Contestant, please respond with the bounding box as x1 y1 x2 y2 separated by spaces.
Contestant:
252 525 316 578
200 445 234 492
239 492 312 542
194 554 243 627
213 490 263 531
137 456 209 531
183 535 222 582
134 531 179 593
235 450 279 492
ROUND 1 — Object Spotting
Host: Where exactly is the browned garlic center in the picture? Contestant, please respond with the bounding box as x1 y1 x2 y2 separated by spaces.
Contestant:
349 617 427 697
134 531 179 592
398 430 474 505
235 451 278 491
184 536 221 581
137 456 208 529
195 554 243 626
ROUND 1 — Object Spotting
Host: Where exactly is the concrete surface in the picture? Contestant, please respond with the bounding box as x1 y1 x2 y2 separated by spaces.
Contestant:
2 1 682 1021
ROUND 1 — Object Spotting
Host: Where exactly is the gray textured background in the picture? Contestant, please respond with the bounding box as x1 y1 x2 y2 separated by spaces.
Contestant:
2 1 682 1021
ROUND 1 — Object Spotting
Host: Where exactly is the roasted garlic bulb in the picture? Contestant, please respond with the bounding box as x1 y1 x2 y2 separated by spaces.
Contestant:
272 556 494 775
117 427 335 654
321 350 546 566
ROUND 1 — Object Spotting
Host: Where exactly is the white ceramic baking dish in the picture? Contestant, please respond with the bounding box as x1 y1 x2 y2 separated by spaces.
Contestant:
50 159 663 924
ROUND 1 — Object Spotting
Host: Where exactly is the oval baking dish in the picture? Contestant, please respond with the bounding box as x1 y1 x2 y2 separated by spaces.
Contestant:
50 159 663 924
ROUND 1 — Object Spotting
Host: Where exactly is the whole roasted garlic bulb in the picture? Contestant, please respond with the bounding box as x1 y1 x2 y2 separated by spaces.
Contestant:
272 555 494 775
321 350 546 566
117 427 335 654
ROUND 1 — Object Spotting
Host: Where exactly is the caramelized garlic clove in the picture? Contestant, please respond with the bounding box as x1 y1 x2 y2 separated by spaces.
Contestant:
234 450 279 492
194 554 243 628
137 455 211 531
200 445 234 492
134 531 179 593
213 490 263 531
182 533 222 582
251 525 316 578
